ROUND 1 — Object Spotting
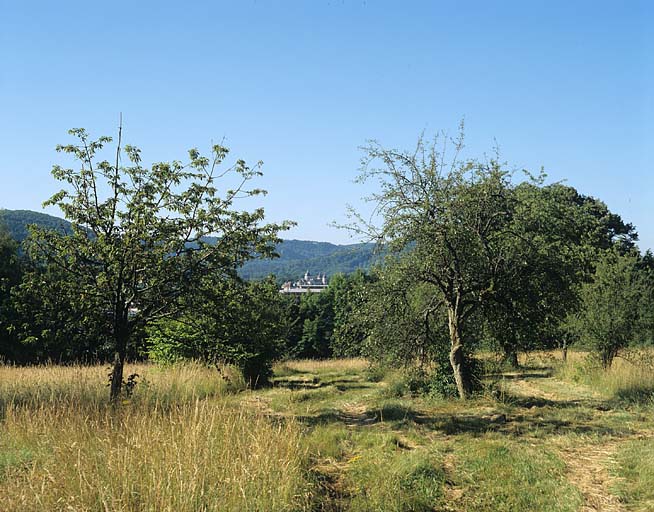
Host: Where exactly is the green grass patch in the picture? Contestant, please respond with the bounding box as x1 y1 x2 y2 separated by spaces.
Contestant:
0 441 34 481
306 425 444 511
453 439 582 512
613 438 654 511
347 447 445 511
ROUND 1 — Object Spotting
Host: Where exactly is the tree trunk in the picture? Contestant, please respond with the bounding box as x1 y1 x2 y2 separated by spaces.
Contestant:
561 339 568 362
601 349 616 370
109 348 124 401
448 308 472 399
109 323 129 402
502 345 519 369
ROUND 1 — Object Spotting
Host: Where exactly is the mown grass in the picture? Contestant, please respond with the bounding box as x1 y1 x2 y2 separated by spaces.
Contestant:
306 425 445 511
267 357 590 511
538 350 654 512
451 438 582 511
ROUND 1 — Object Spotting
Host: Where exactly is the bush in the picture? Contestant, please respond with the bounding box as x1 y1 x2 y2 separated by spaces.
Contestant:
147 319 205 365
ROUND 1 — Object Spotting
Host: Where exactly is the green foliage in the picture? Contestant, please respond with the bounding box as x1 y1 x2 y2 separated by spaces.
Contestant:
295 290 335 359
572 249 642 367
20 127 290 400
0 222 22 361
331 270 375 358
479 182 610 363
637 251 654 345
348 259 450 367
11 258 118 362
147 277 287 386
146 319 205 365
278 271 372 360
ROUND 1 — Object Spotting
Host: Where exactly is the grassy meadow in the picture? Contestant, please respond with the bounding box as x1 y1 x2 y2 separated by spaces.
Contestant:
1 354 654 511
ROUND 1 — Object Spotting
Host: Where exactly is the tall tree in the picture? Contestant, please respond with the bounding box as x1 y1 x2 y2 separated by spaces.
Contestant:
348 134 516 398
24 127 290 400
481 182 638 366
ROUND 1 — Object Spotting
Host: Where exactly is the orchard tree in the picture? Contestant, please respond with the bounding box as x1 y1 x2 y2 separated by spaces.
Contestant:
347 133 516 398
573 249 642 368
25 127 291 400
353 257 452 370
482 182 638 366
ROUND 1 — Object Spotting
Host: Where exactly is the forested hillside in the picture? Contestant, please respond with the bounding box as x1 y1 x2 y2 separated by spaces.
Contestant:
0 209 375 279
0 209 73 241
239 240 376 280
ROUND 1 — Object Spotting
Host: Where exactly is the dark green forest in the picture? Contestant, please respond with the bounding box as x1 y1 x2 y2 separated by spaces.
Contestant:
0 210 376 281
1 130 652 401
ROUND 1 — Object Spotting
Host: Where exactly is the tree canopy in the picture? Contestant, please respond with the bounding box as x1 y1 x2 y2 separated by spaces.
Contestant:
21 127 290 400
346 132 641 398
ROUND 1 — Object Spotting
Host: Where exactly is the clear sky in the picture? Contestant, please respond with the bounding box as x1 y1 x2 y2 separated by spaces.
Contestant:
1 1 652 251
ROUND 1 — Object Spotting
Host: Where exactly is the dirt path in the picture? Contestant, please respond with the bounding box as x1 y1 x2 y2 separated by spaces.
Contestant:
506 374 647 512
558 439 625 512
337 401 377 427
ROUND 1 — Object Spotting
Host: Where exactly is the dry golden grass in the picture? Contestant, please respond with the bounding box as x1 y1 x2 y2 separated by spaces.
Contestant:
0 362 245 410
553 348 654 403
274 358 368 375
0 363 311 511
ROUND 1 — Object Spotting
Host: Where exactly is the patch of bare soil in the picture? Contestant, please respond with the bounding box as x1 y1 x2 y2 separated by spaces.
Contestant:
442 451 464 512
558 439 626 512
508 374 654 511
337 402 377 427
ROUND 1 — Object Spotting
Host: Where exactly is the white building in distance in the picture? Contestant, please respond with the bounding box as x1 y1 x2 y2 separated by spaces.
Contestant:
280 271 328 294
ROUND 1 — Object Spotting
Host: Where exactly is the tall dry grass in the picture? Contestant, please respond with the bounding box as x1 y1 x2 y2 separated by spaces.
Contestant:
555 349 654 404
0 362 246 410
274 358 368 376
0 363 312 511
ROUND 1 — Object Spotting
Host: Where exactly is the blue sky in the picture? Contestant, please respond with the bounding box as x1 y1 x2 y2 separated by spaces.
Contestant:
1 1 652 250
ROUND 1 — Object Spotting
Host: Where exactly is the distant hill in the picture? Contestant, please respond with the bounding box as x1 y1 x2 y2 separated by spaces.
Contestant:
0 209 74 242
239 240 377 280
0 209 377 279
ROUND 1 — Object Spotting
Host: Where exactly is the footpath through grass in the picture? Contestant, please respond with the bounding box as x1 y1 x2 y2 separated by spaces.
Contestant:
1 354 654 510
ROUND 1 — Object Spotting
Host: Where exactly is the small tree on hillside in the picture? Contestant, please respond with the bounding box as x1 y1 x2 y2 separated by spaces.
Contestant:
23 127 290 400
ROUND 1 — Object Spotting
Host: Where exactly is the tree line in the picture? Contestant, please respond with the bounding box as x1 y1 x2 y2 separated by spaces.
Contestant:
0 128 652 400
